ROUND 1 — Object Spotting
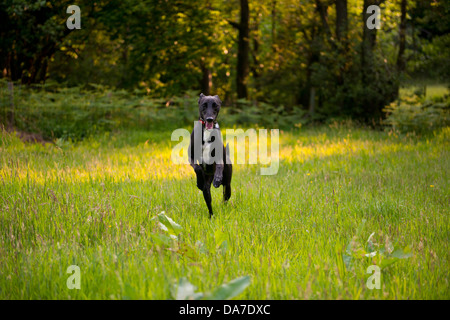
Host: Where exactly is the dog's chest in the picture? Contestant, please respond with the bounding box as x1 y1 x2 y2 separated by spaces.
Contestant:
201 124 219 173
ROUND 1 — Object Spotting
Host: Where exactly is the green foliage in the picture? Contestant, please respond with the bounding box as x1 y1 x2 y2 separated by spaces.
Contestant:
0 81 309 141
173 277 204 300
173 276 251 300
0 81 199 140
408 34 450 82
343 220 413 271
317 55 399 120
0 0 94 83
226 99 307 128
408 0 450 81
2 79 448 142
153 212 183 237
383 93 450 134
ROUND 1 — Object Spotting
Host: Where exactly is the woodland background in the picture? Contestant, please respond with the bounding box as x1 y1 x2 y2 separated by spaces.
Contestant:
0 0 448 135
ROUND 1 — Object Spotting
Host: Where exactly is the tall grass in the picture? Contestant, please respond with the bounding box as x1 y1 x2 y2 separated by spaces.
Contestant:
0 123 448 299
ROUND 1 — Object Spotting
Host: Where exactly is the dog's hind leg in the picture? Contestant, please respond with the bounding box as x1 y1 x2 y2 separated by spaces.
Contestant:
222 144 232 202
222 156 232 203
202 174 214 218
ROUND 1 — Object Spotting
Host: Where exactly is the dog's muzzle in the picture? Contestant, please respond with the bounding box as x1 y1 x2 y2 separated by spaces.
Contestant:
205 117 214 130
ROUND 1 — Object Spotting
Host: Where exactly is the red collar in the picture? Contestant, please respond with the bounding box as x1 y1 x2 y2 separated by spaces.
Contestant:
199 119 205 125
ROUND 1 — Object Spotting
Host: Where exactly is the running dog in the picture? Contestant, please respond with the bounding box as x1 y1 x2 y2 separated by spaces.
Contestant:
188 93 232 218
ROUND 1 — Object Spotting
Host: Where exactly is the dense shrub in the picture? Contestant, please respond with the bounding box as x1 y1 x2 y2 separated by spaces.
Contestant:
0 81 307 141
0 81 198 140
383 93 450 134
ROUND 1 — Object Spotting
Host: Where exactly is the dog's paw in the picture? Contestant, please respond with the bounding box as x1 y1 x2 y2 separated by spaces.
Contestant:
213 174 222 188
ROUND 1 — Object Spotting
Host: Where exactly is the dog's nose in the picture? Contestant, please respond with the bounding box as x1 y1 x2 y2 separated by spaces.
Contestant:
206 117 214 123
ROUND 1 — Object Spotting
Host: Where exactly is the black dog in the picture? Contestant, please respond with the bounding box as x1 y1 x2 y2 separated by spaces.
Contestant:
188 93 232 218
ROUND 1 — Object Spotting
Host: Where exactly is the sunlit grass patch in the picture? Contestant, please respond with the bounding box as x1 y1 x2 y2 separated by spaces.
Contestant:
400 83 449 99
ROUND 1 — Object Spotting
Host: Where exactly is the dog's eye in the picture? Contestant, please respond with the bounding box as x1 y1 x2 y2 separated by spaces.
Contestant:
202 104 207 109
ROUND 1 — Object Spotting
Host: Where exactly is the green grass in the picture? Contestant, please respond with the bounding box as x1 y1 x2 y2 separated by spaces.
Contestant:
399 82 449 99
0 124 449 299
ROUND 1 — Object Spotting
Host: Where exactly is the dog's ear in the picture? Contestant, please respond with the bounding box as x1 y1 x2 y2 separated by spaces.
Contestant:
213 95 222 105
198 93 205 104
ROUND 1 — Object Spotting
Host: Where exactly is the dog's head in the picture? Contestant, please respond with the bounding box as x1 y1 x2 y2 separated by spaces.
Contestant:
198 93 221 130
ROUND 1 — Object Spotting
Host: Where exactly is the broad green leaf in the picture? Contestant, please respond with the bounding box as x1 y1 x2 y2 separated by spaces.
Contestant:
152 212 183 236
380 257 399 269
206 276 251 300
392 246 412 259
174 278 204 300
219 240 228 252
150 233 174 247
158 222 169 232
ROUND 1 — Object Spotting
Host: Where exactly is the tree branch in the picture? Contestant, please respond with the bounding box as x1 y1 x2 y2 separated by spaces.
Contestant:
227 19 241 30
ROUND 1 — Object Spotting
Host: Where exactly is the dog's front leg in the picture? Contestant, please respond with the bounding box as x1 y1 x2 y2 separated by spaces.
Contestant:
203 175 214 218
192 164 205 190
213 164 223 188
188 143 204 190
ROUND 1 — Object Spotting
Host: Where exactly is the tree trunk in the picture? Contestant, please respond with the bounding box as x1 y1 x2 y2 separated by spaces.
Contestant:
397 0 407 73
360 0 387 119
271 0 276 49
236 0 249 100
315 0 333 41
251 10 261 81
335 0 348 43
361 0 379 85
200 61 212 95
297 26 318 110
309 87 316 117
335 0 348 85
37 56 49 83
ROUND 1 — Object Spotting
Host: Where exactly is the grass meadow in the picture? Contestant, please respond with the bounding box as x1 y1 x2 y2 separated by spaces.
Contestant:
0 123 448 299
